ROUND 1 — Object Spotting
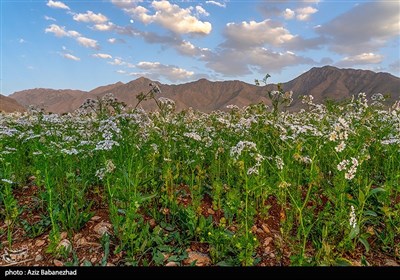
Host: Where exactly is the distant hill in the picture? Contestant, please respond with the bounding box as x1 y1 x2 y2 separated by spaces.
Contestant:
7 66 400 113
283 66 400 109
0 94 26 113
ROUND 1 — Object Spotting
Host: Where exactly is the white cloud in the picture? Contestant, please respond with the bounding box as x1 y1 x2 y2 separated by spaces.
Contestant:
223 20 294 49
92 53 112 59
283 8 295 20
19 38 26 43
111 0 143 8
318 2 400 55
108 58 134 68
73 11 108 24
116 70 127 74
110 58 123 65
107 38 126 44
45 24 70 37
206 1 226 8
135 61 194 82
296 6 318 21
68 30 81 37
336 53 383 67
76 37 99 49
45 24 99 49
203 47 315 76
44 15 56 21
93 22 116 31
62 53 80 61
46 0 70 10
122 0 212 35
196 6 210 17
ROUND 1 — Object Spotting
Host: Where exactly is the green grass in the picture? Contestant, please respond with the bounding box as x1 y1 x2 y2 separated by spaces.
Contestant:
0 88 399 266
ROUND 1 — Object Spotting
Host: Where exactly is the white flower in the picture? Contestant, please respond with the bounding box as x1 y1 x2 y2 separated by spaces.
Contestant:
247 166 259 175
345 171 355 180
105 160 116 173
329 131 337 141
275 156 284 170
349 205 357 228
335 141 346 152
337 160 349 171
95 168 105 180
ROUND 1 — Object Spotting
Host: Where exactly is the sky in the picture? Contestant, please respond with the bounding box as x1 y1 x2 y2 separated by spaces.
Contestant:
1 0 399 95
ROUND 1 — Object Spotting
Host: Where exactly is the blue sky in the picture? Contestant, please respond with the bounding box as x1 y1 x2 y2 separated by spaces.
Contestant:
1 0 399 95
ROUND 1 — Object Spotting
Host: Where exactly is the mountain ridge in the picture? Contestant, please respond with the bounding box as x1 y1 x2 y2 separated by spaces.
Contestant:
4 66 400 113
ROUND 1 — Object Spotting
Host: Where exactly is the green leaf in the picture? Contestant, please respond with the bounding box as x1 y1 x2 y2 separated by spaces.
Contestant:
369 188 386 196
168 255 180 262
364 210 377 217
359 237 370 253
335 258 352 266
349 225 360 240
358 189 365 203
152 250 165 265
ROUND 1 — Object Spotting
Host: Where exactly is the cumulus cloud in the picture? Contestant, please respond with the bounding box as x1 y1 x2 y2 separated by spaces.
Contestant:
45 24 99 49
283 8 295 20
45 24 77 37
222 20 294 49
76 37 99 49
73 11 108 24
46 0 70 10
120 0 212 35
92 53 112 59
317 2 400 55
336 53 384 67
134 61 194 82
296 6 318 21
206 1 226 8
93 22 116 31
62 53 80 61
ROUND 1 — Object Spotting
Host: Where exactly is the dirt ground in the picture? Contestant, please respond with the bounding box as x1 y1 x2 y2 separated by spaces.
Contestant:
1 184 399 267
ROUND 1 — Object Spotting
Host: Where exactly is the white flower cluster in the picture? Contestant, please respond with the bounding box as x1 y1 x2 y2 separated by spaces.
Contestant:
349 205 357 229
61 148 79 155
230 141 257 159
95 159 116 180
329 117 350 153
275 156 284 170
247 153 264 175
301 95 314 105
183 132 202 141
337 157 359 180
98 119 121 139
94 140 120 151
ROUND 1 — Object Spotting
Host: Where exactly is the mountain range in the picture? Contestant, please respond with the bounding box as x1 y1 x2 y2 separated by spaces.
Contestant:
1 66 399 113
